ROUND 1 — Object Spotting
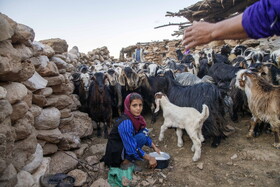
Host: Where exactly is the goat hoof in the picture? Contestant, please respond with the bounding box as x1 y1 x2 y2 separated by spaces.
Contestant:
231 117 238 123
211 142 219 148
191 146 195 152
192 157 199 162
246 134 254 139
177 144 183 148
272 143 280 149
254 132 261 137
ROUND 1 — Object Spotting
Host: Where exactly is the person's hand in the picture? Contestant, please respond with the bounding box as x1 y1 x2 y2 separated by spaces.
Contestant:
143 154 157 169
182 21 215 50
148 156 157 169
151 143 161 155
153 146 161 155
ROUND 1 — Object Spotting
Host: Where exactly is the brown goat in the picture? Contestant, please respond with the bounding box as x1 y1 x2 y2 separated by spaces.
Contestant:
235 69 280 148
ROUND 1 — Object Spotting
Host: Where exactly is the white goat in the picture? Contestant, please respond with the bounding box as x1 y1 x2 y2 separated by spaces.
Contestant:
154 92 209 161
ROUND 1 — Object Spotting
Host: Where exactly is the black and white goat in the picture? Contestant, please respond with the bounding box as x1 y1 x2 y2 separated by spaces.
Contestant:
154 92 209 161
271 49 280 67
164 70 231 147
71 72 90 113
106 69 122 117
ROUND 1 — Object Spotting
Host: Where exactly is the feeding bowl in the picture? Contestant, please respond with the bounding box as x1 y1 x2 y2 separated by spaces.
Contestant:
149 152 170 169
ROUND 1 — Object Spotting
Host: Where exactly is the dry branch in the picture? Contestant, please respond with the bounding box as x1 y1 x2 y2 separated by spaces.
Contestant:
154 22 191 29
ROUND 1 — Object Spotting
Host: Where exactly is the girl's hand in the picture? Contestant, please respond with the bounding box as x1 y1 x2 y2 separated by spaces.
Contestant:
154 146 161 155
148 156 157 169
151 143 161 155
143 154 157 169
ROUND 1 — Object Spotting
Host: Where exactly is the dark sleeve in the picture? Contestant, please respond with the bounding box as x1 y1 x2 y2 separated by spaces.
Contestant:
242 0 280 39
118 120 145 160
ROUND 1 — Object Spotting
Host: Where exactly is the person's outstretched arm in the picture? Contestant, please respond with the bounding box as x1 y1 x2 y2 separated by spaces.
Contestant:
182 13 248 50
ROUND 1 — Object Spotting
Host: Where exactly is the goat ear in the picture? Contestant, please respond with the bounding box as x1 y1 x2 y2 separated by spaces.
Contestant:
242 74 246 81
103 73 108 80
138 72 146 80
91 75 96 81
191 61 196 67
154 98 160 113
118 71 126 86
103 74 110 85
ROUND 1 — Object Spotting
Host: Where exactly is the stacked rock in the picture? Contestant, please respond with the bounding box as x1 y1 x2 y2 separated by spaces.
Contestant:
0 13 93 187
87 46 115 65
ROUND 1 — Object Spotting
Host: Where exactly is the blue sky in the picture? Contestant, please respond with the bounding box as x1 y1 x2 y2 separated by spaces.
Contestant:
0 0 199 57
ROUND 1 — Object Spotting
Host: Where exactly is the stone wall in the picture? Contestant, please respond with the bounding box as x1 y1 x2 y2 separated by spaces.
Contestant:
0 13 94 187
121 39 182 64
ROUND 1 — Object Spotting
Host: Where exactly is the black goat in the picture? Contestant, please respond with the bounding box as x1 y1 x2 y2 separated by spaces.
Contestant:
164 71 231 147
197 58 211 78
176 49 184 61
71 72 89 113
220 44 231 57
72 72 81 95
231 56 248 69
228 78 250 122
208 62 242 84
88 72 112 138
137 73 169 122
106 69 122 117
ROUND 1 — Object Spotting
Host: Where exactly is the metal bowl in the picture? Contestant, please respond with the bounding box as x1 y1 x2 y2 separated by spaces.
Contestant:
149 152 170 169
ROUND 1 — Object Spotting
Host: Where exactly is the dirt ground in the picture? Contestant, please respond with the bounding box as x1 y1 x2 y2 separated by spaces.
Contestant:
83 113 280 187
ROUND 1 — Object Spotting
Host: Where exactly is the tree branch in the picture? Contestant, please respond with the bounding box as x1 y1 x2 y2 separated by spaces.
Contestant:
154 22 191 29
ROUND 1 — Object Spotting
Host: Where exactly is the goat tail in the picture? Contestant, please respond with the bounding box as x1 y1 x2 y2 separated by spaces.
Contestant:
200 104 210 123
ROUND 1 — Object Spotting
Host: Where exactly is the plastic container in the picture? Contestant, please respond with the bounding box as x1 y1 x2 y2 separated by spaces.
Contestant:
149 152 170 169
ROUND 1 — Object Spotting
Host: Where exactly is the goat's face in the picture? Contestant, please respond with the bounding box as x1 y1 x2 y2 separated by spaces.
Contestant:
203 48 214 65
235 69 248 90
154 92 169 113
71 72 81 82
186 62 198 75
138 73 151 90
80 73 90 91
192 53 200 68
119 67 140 90
92 72 107 93
147 63 158 76
252 51 264 64
106 69 118 86
154 92 163 113
231 45 247 56
236 70 261 91
256 64 272 83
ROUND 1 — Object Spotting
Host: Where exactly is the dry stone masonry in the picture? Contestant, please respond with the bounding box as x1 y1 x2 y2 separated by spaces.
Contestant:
0 13 96 187
121 39 182 64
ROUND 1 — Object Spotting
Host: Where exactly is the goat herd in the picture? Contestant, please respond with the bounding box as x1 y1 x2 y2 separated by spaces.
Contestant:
71 44 280 161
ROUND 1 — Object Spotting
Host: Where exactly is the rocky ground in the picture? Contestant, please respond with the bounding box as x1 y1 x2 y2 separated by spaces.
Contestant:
77 113 280 187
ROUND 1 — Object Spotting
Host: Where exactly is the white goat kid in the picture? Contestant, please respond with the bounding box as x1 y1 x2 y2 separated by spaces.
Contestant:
154 92 209 161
